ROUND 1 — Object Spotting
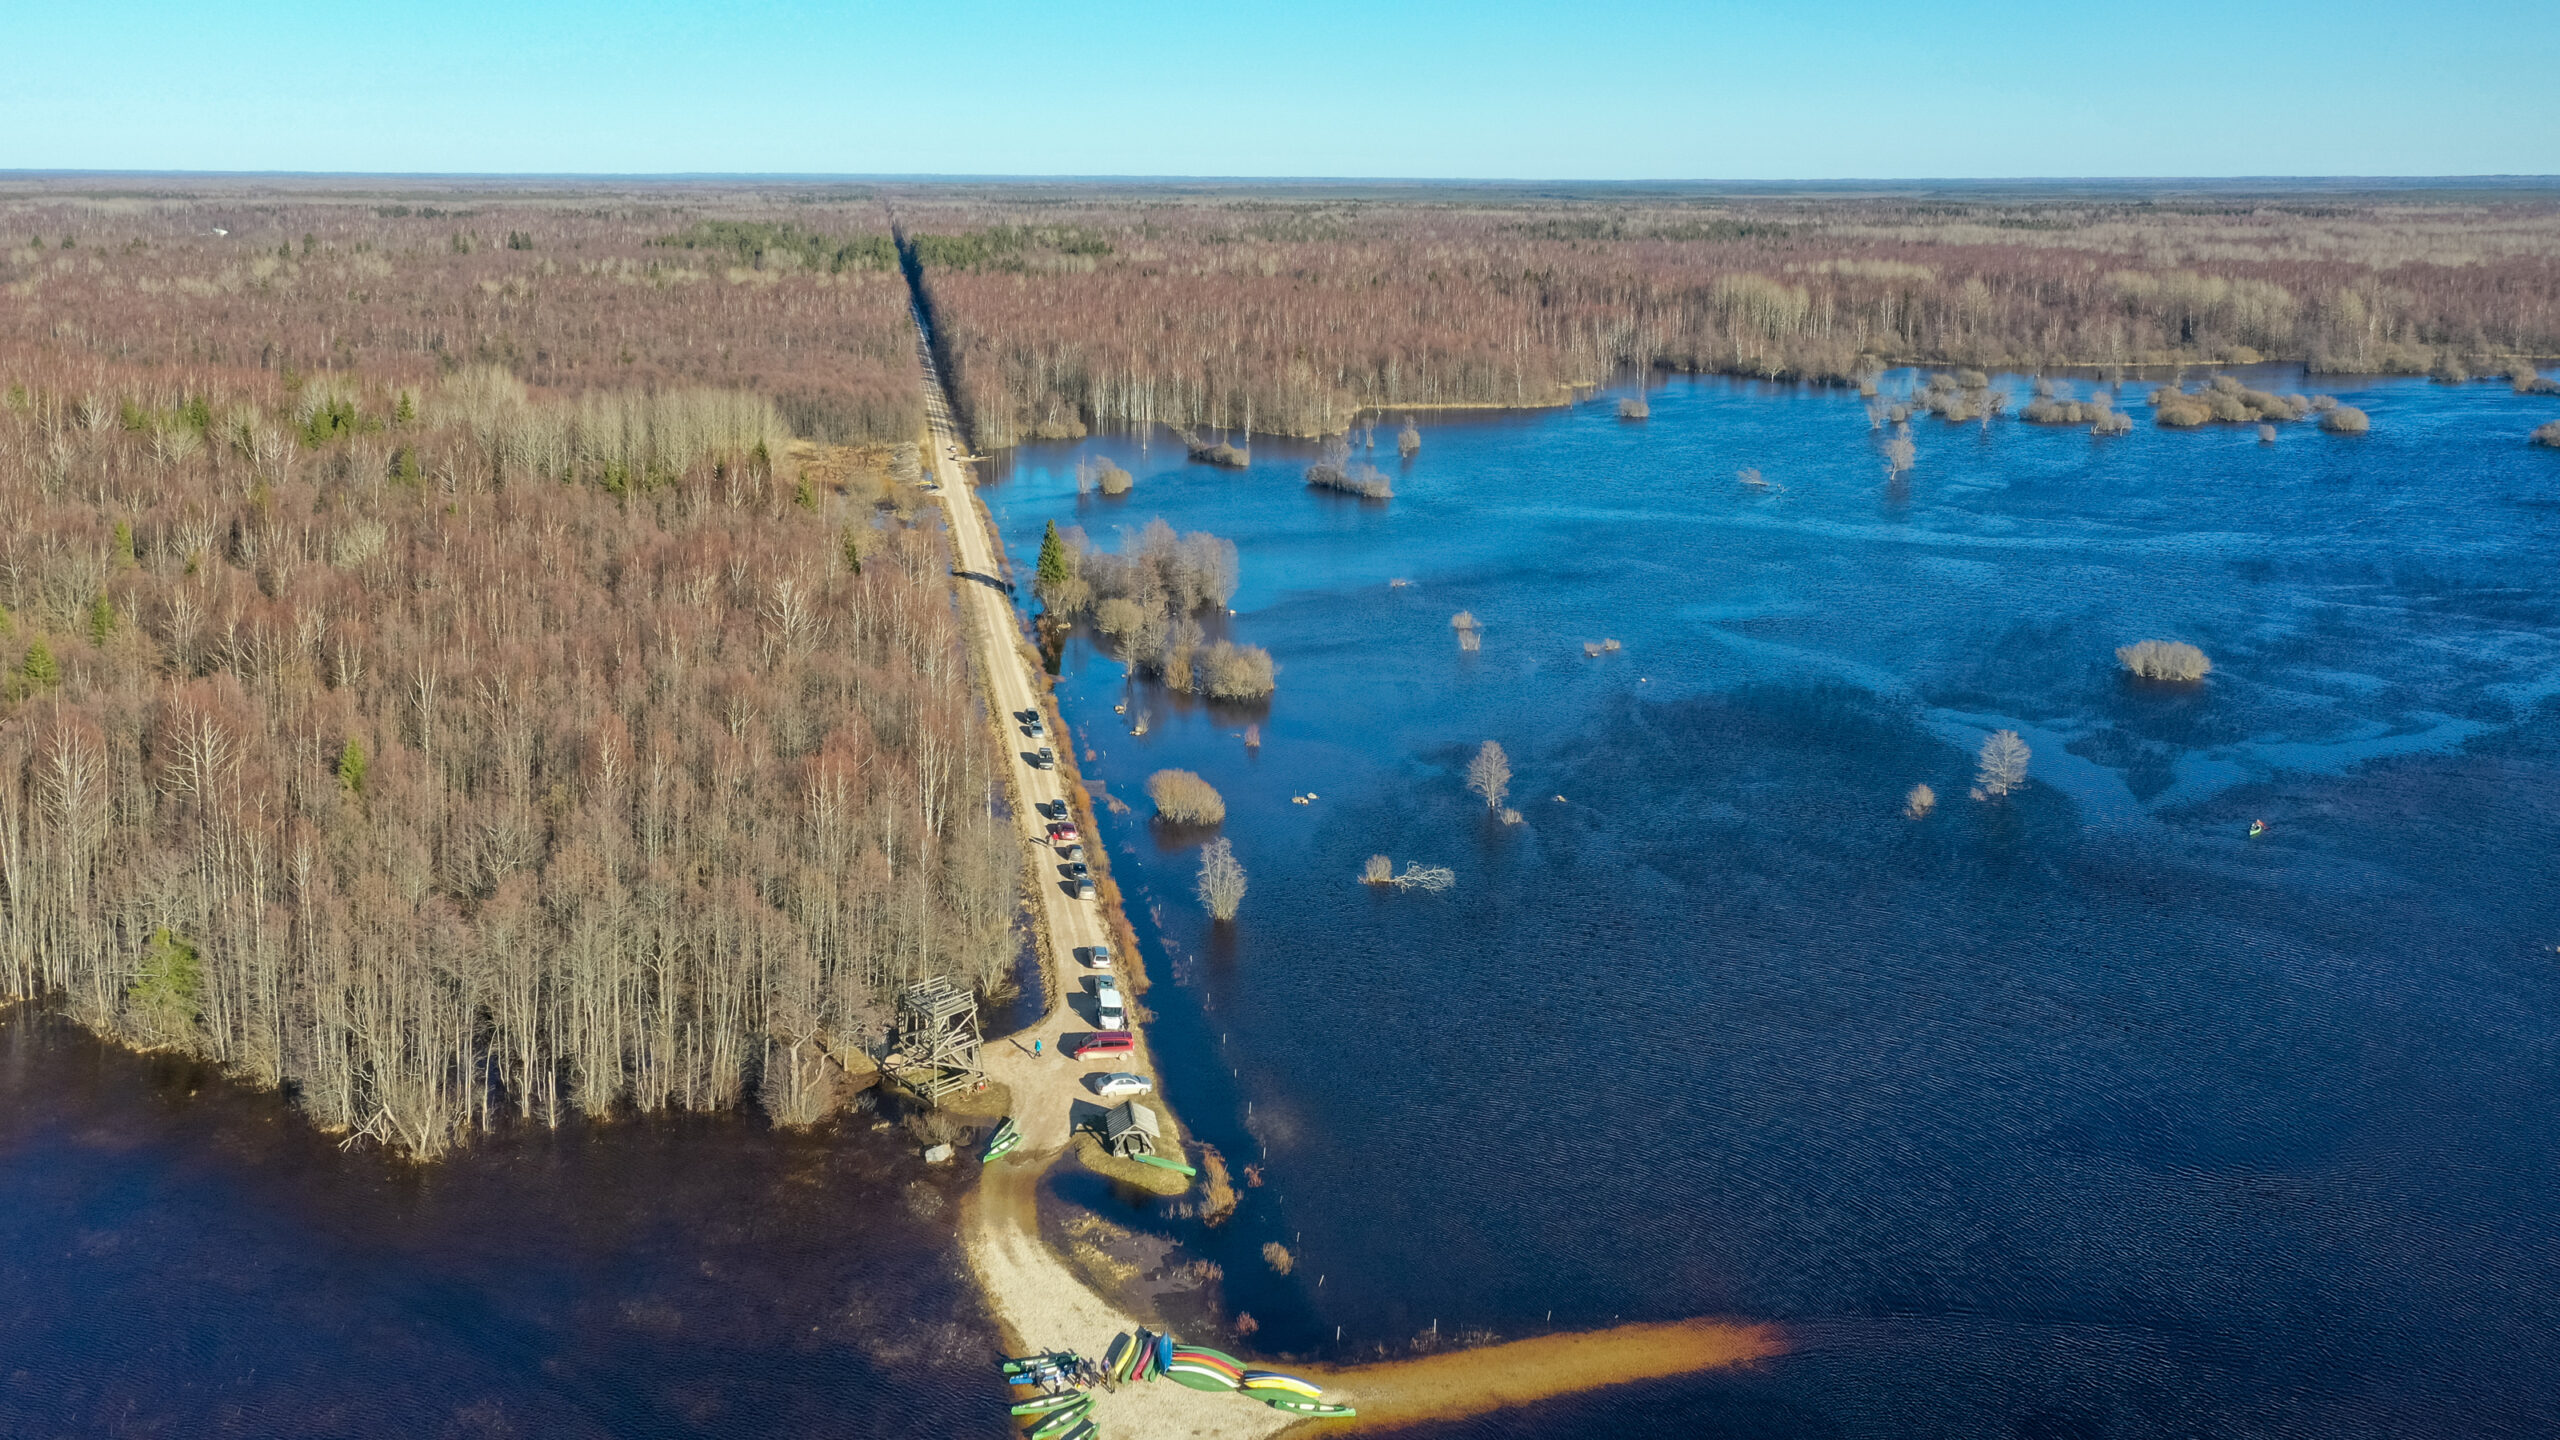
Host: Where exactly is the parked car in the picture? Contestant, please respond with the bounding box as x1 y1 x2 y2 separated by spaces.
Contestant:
1085 943 1112 970
1031 747 1055 770
1094 1072 1152 1099
1058 842 1084 862
1075 877 1097 900
1063 862 1089 881
1034 799 1065 821
1046 820 1080 845
1092 975 1121 1007
1024 715 1046 738
1097 999 1124 1029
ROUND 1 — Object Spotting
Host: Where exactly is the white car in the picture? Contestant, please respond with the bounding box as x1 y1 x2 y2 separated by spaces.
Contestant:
1093 975 1121 1007
1085 944 1112 970
1094 1072 1153 1099
1097 999 1124 1029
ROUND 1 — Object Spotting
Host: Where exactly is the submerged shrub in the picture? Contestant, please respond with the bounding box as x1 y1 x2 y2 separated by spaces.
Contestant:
1200 640 1275 700
1179 429 1248 467
2321 405 2371 434
1148 769 1226 825
1305 438 1393 498
1397 418 1421 457
1617 396 1649 420
2117 639 2212 682
2533 420 2560 448
1904 782 1936 819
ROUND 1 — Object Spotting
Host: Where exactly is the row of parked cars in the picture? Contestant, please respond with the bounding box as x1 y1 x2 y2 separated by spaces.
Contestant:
1013 707 1149 1098
1015 708 1056 772
1079 943 1150 1097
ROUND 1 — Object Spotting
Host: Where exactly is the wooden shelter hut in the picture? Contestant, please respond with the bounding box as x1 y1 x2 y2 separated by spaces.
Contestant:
1103 1101 1161 1158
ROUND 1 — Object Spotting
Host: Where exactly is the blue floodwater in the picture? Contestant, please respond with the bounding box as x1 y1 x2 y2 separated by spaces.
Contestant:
0 1012 996 1439
983 369 2560 1439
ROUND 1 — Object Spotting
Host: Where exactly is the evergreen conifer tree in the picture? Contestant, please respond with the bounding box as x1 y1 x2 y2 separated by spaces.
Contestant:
20 639 59 690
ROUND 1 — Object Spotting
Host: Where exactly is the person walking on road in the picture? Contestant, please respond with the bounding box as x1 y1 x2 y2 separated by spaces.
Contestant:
1033 1038 1042 1058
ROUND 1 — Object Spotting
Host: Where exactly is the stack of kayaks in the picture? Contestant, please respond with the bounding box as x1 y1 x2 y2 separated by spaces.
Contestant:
1105 1331 1148 1385
1161 1343 1246 1392
999 1351 1071 1388
1125 1329 1157 1382
1240 1371 1321 1399
1242 1369 1354 1416
983 1117 1021 1162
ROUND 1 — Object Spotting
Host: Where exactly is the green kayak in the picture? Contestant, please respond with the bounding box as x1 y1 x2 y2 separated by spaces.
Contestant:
1000 1351 1070 1375
1009 1390 1084 1416
1028 1398 1094 1439
1254 1393 1357 1418
1127 1152 1196 1177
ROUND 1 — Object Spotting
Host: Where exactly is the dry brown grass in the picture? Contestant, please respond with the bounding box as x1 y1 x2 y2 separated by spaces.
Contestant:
1262 1241 1294 1275
1199 1143 1240 1225
1147 768 1226 825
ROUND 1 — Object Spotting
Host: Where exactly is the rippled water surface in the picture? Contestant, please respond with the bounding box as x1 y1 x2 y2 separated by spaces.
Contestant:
0 1012 995 1438
984 371 2560 1438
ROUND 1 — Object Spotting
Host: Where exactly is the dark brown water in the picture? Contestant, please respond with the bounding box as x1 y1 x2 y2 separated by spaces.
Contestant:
0 1010 999 1439
985 369 2560 1438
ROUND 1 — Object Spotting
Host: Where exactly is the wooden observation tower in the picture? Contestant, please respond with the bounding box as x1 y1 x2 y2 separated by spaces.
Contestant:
890 976 982 1105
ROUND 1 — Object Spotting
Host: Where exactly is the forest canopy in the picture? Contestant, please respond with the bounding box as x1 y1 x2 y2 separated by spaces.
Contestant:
0 363 1012 1157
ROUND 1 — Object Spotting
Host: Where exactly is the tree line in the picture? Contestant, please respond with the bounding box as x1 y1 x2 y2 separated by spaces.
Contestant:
892 194 2560 445
0 188 927 446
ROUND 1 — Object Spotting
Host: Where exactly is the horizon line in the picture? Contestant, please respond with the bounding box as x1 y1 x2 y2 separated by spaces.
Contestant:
5 170 2560 189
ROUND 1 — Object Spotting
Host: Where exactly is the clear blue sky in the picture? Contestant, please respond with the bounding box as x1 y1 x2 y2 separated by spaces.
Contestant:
7 1 2554 179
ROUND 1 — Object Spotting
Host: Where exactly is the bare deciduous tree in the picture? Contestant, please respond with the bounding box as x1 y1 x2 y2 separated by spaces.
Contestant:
1465 740 1511 812
1197 838 1246 922
1971 730 2031 802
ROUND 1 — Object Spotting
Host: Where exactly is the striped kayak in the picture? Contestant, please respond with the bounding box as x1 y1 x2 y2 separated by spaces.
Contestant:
1027 1398 1094 1439
983 1119 1020 1161
1241 1371 1323 1399
1000 1352 1070 1375
1170 1345 1245 1377
1058 1423 1098 1440
1127 1152 1195 1177
1161 1360 1240 1391
1254 1393 1357 1418
1010 1390 1084 1416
